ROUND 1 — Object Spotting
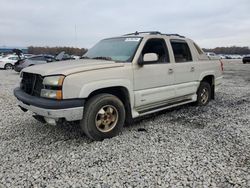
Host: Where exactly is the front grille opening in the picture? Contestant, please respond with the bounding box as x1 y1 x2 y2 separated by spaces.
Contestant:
21 72 44 96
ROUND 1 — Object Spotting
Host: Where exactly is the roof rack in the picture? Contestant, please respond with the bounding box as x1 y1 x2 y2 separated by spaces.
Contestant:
123 31 185 38
164 34 185 38
123 31 161 36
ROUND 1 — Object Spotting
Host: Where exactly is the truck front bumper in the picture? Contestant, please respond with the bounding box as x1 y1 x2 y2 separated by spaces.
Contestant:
14 88 85 123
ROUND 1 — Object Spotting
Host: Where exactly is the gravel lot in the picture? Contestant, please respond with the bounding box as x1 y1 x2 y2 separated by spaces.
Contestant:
0 60 249 187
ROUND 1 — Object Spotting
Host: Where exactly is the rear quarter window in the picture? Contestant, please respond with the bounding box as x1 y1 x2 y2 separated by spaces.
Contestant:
193 42 204 55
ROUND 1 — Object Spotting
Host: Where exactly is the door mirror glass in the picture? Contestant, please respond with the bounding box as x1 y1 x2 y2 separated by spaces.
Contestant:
143 53 158 62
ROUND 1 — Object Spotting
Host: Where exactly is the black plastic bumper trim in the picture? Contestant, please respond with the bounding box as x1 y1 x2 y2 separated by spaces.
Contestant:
14 87 85 109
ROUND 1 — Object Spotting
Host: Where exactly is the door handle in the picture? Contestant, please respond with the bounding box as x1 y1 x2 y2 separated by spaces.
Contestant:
168 68 174 74
191 67 195 72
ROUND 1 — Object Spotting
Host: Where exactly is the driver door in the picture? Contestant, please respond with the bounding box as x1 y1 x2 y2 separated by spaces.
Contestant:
133 38 175 111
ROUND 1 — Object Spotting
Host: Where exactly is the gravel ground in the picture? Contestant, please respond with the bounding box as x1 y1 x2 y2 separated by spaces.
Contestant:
0 60 249 187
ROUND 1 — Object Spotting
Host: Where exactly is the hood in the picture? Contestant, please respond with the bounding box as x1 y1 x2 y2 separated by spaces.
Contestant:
22 59 124 76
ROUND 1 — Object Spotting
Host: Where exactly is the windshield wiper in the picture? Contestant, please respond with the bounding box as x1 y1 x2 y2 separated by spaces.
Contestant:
92 56 113 61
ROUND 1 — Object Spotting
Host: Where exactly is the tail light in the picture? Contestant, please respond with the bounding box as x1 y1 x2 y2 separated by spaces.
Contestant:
219 59 224 72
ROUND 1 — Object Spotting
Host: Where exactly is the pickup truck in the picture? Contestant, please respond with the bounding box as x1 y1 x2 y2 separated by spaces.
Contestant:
14 31 223 141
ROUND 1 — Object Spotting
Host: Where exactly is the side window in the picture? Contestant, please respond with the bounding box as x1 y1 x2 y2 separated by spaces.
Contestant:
141 39 169 63
29 57 37 60
9 57 18 60
170 40 192 63
30 56 45 61
38 56 46 61
193 42 204 55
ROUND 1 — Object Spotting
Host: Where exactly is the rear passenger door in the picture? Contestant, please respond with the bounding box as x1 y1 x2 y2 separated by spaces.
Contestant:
170 40 198 97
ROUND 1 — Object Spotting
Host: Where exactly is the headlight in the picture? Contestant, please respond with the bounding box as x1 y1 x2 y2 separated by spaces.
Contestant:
41 75 65 100
42 75 65 86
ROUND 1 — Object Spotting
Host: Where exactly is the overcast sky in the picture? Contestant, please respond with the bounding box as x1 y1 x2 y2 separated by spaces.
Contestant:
0 0 250 49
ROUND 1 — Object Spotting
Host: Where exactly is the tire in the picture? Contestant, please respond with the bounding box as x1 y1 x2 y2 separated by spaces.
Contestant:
196 82 211 106
80 94 125 141
4 63 13 70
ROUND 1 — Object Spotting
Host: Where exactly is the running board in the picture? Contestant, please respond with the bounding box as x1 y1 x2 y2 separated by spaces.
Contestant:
138 99 194 117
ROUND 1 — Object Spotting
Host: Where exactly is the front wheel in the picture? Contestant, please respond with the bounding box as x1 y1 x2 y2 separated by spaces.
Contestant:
4 63 13 70
80 94 125 141
196 82 211 106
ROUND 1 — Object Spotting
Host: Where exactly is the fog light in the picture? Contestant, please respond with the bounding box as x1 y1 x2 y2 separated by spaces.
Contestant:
41 89 62 100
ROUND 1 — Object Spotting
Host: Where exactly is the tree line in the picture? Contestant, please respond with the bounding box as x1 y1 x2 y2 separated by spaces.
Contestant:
27 46 88 56
202 46 250 55
27 46 250 56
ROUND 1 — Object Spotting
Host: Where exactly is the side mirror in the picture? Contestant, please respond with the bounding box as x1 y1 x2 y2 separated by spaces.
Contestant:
138 53 159 66
143 53 158 62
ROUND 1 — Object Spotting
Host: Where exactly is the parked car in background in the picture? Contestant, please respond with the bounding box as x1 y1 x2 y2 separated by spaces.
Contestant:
54 51 74 61
218 54 226 59
0 54 21 69
14 52 75 72
224 55 232 59
243 56 250 64
14 55 55 72
24 54 34 58
71 55 80 60
55 52 75 61
230 55 242 59
61 53 74 61
205 52 220 60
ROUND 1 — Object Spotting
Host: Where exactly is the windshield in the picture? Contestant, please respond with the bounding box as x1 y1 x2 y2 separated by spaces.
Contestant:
84 37 142 62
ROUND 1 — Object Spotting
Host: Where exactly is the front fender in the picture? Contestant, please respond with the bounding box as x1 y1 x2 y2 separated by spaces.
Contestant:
78 79 133 99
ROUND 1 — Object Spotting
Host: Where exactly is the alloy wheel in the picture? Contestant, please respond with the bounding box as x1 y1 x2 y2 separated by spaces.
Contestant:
95 105 119 133
200 88 209 104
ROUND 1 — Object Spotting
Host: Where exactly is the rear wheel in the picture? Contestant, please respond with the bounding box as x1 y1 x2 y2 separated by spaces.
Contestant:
80 94 125 141
4 63 13 70
196 82 211 106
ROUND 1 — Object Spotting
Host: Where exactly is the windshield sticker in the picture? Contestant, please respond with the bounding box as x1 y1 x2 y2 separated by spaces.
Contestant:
125 38 141 42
